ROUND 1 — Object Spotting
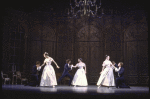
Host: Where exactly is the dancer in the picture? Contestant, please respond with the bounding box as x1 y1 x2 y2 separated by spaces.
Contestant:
39 52 60 87
24 61 41 86
112 62 130 88
71 58 88 87
97 55 115 88
31 61 41 86
57 59 73 86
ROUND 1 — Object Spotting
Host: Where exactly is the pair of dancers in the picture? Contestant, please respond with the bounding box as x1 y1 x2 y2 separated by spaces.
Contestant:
97 55 130 89
27 52 59 87
57 58 88 87
38 52 88 87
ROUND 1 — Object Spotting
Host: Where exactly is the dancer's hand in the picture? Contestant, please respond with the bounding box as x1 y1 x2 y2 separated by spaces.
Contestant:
70 65 74 68
69 64 73 67
57 66 60 69
112 65 115 69
100 71 102 74
36 65 40 68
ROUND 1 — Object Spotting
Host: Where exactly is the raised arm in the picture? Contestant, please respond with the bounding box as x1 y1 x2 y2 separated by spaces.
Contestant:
114 63 119 68
112 63 120 72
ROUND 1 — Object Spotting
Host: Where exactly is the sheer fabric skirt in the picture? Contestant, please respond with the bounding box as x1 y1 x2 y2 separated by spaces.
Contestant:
72 68 88 86
40 65 57 86
97 68 115 86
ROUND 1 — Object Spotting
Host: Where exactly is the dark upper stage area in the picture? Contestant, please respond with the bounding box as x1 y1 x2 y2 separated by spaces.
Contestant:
3 0 147 14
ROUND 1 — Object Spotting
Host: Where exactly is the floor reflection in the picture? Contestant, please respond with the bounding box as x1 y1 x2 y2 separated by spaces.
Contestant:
40 87 57 92
72 87 88 93
2 85 149 95
97 88 115 93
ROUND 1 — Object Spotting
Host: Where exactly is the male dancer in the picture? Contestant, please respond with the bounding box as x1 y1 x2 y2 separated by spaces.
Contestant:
57 59 73 86
112 62 130 88
24 61 42 87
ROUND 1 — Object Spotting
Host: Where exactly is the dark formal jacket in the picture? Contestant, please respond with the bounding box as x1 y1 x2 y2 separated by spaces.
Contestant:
62 63 71 75
32 65 42 75
114 64 124 78
32 65 38 75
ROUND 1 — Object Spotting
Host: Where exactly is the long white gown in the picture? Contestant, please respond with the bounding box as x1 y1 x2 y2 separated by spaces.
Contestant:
40 58 57 86
71 63 88 86
97 60 115 86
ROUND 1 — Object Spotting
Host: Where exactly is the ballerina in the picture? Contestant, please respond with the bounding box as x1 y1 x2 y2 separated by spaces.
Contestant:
71 58 88 87
97 55 115 88
39 52 60 87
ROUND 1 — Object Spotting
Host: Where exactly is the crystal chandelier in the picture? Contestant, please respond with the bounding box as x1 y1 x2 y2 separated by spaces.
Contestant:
68 0 104 18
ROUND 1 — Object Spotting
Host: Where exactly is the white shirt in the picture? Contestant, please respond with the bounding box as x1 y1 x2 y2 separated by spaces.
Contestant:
69 64 73 70
37 66 41 71
115 67 121 72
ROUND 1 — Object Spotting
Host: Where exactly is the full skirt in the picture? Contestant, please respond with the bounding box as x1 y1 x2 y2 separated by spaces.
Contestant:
40 65 57 86
97 68 115 86
72 69 88 86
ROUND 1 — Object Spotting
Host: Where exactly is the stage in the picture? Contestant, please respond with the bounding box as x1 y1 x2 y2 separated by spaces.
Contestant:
2 85 149 99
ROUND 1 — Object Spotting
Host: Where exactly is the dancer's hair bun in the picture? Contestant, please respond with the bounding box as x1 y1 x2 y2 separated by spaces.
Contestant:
105 55 108 57
79 58 83 61
44 52 49 56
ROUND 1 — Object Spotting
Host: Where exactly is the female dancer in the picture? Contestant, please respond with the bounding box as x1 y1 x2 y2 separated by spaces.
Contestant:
97 55 115 88
40 52 60 87
71 58 88 87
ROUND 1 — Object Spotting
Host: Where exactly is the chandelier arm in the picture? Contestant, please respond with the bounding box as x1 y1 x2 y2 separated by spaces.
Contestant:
76 10 82 16
91 11 94 15
75 10 81 15
98 6 101 9
72 6 77 9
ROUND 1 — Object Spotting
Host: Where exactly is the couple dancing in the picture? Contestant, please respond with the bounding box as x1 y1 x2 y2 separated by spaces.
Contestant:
29 52 60 87
97 55 130 89
57 58 88 87
32 52 88 87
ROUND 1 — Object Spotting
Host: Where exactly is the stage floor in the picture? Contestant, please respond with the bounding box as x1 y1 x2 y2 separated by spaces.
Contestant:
2 85 149 99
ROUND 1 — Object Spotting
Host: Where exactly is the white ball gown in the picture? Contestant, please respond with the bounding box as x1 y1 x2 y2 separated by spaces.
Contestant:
40 58 57 86
97 60 115 86
71 63 88 86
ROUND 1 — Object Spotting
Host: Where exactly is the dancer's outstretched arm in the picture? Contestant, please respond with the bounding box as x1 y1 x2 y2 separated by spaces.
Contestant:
38 60 46 70
41 60 46 67
52 58 60 68
72 63 78 68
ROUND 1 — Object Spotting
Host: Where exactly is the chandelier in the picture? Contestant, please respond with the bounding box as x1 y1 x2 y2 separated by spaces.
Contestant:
68 0 104 18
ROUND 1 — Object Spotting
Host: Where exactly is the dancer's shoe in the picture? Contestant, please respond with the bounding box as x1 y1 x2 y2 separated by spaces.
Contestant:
97 85 101 88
